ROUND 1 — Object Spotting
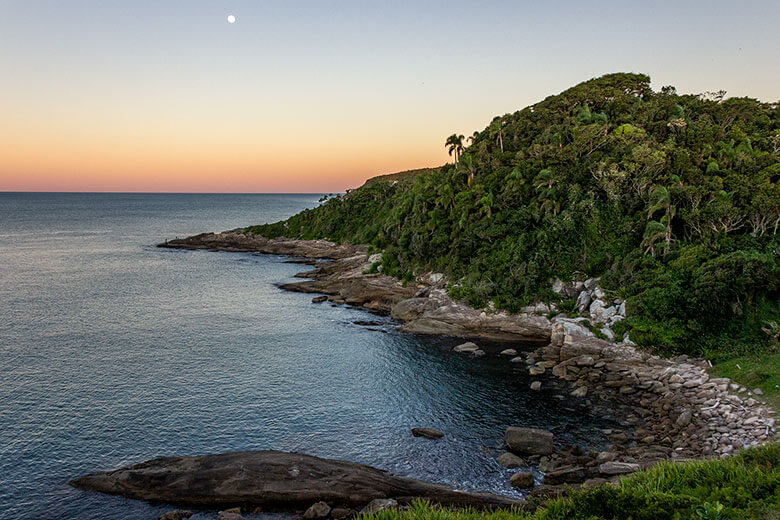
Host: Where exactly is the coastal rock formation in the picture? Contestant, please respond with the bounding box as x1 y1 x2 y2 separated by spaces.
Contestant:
411 428 444 439
159 233 551 344
70 450 521 511
505 427 554 456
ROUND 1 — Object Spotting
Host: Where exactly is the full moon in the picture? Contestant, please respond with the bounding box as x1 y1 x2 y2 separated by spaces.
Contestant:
227 14 236 24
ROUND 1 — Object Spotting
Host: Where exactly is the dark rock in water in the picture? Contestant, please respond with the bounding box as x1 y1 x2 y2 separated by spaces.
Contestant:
70 450 520 511
303 501 331 519
505 427 554 455
411 428 444 439
509 472 534 488
496 452 524 468
159 511 194 520
360 498 398 515
312 296 328 303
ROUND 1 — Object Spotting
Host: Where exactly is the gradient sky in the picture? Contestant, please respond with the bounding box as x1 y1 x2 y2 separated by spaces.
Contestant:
1 1 778 193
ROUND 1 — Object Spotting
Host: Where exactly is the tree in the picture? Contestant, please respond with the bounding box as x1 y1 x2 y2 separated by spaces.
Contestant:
644 185 676 257
445 134 465 164
458 153 477 186
488 119 504 153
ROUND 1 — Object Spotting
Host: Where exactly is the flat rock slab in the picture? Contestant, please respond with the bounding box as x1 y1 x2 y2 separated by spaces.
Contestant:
71 450 521 511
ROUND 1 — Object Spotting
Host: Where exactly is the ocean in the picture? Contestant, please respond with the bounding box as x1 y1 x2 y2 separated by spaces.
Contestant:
0 193 608 519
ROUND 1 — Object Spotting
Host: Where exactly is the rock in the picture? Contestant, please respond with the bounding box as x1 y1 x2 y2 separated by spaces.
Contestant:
509 472 535 488
543 466 587 485
217 512 245 520
312 296 328 303
70 450 520 510
571 386 588 398
500 349 518 356
676 410 692 427
530 381 542 391
473 349 486 357
159 511 195 520
529 366 545 376
367 253 382 264
411 428 444 439
617 302 626 316
753 388 764 395
505 427 554 455
331 508 354 519
510 356 525 363
583 278 599 290
575 291 592 314
600 327 615 342
360 499 398 515
453 342 479 353
598 462 640 476
496 452 524 468
303 501 331 519
582 478 609 488
391 298 438 321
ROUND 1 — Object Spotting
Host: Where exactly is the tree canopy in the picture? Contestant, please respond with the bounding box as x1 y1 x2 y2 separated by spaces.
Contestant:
247 73 780 359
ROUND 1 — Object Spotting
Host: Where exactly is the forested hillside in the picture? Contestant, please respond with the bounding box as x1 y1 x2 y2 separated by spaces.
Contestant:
248 73 780 359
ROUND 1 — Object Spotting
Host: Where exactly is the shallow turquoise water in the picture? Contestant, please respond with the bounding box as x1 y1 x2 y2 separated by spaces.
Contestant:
0 193 608 519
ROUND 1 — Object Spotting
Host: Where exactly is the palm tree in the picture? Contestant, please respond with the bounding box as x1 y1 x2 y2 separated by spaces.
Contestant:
445 134 465 164
458 153 477 186
644 185 676 257
467 131 479 145
489 119 504 153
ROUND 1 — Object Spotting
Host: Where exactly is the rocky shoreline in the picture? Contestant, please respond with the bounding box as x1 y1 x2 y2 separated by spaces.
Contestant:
152 231 778 510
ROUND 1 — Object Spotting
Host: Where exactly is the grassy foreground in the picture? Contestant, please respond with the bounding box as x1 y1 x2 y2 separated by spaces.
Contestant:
712 352 780 410
364 444 780 520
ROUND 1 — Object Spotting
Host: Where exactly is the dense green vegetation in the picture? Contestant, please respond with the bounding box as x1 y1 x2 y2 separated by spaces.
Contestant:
247 73 780 360
713 353 780 410
360 443 780 520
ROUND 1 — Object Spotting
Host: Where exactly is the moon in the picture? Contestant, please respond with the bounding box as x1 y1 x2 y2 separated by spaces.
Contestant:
227 14 236 24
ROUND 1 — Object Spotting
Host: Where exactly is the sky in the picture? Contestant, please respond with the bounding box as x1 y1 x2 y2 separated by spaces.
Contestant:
1 1 778 193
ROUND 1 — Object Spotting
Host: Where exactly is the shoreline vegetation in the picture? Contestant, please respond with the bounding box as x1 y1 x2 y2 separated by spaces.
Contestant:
79 73 778 519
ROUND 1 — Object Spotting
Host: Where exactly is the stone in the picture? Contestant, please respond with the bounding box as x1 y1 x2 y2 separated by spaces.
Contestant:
676 410 692 427
510 356 524 363
473 349 486 357
571 386 588 398
584 278 599 290
453 342 479 353
530 381 542 391
575 291 592 314
753 388 764 395
497 452 525 468
600 327 615 341
505 427 554 455
367 253 382 264
509 471 535 488
71 450 519 510
303 501 331 519
312 296 328 303
598 461 640 475
411 428 444 439
529 366 545 376
159 511 195 520
360 499 398 515
331 508 354 520
500 349 518 356
217 512 245 520
543 466 588 485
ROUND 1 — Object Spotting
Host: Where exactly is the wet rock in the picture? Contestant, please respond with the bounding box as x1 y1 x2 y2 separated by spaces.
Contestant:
70 450 520 510
505 427 553 455
509 472 535 488
497 452 524 468
303 501 331 519
530 381 542 391
500 349 518 356
217 511 245 520
453 342 479 353
411 428 444 439
360 499 398 515
312 296 328 303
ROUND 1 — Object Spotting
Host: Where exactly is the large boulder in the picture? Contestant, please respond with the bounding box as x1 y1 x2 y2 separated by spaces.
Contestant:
509 472 535 488
70 450 520 511
303 501 332 519
505 427 554 455
598 461 640 476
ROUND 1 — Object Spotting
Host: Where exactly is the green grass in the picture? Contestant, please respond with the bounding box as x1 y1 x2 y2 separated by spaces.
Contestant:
712 353 780 410
363 444 780 520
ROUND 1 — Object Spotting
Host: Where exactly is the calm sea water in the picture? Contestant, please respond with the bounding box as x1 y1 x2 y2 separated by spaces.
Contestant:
0 193 609 519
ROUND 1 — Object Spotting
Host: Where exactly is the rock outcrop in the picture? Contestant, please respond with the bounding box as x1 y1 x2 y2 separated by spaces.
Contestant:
71 450 521 511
